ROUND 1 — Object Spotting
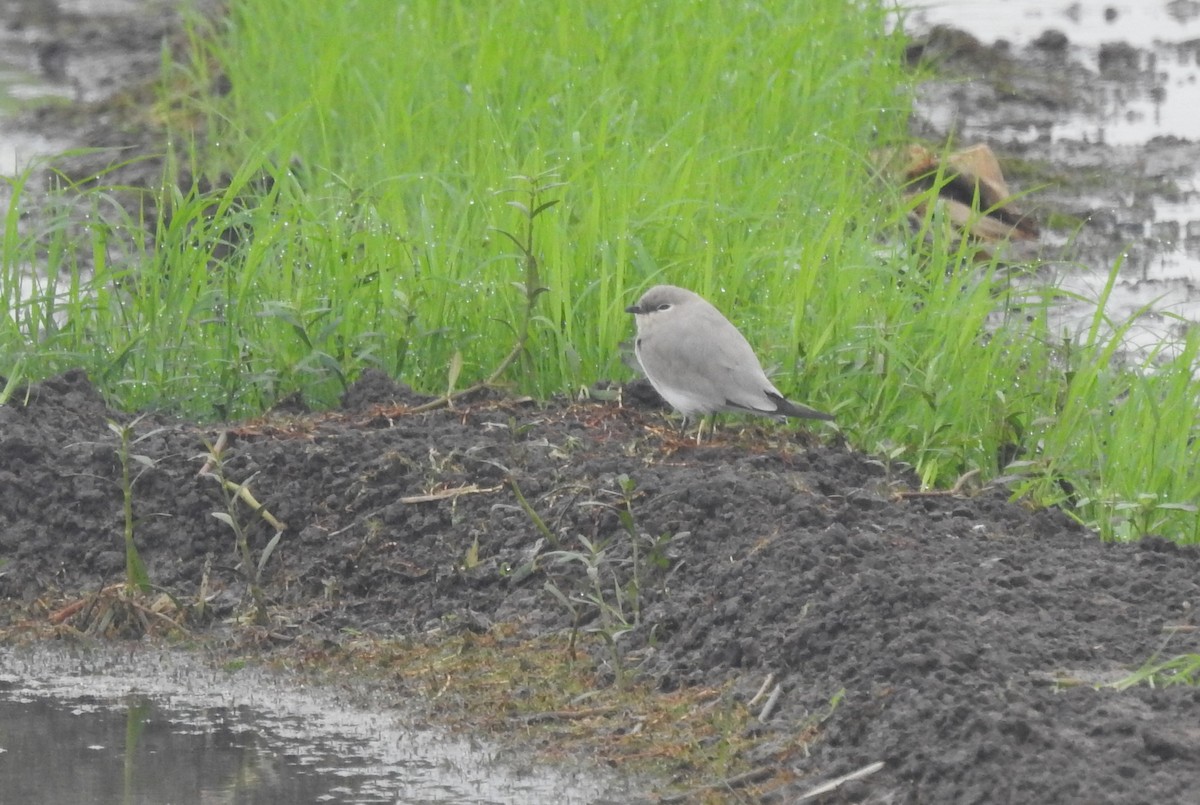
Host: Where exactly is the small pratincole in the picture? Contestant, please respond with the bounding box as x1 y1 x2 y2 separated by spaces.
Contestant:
625 284 833 440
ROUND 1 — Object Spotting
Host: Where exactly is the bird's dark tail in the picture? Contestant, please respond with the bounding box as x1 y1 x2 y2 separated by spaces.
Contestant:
768 392 835 421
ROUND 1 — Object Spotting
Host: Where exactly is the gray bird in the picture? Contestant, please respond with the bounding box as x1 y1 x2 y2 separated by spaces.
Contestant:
625 284 833 440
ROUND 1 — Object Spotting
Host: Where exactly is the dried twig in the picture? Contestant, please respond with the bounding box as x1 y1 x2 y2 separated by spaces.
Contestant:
895 469 981 499
748 672 776 707
796 760 886 801
758 682 783 722
659 766 775 804
399 483 502 504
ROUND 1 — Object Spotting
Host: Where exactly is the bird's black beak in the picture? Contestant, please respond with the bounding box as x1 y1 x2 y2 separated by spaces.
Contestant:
625 304 642 314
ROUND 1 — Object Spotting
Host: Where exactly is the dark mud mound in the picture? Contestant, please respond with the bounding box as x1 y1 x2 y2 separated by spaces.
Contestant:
1 370 1199 803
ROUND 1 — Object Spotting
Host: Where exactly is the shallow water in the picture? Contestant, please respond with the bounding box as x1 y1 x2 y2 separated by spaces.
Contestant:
0 645 636 804
905 0 1200 145
0 51 70 175
903 0 1200 358
906 0 1200 49
0 0 169 174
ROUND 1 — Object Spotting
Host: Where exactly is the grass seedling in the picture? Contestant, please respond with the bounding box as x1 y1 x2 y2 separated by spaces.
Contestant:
544 535 635 688
411 170 562 412
1111 653 1200 690
488 170 562 375
614 474 645 624
542 474 688 687
107 414 163 593
599 473 685 627
44 416 192 636
197 432 286 626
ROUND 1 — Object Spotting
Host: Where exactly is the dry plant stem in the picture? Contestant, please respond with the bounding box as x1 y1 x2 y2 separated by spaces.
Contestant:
49 584 185 634
757 683 782 722
198 432 288 531
399 483 501 504
796 761 887 801
748 673 776 707
225 484 270 627
659 766 776 804
896 469 981 498
216 475 287 531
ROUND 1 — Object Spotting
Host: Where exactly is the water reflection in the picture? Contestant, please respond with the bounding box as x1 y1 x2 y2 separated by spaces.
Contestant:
0 694 338 804
0 646 637 805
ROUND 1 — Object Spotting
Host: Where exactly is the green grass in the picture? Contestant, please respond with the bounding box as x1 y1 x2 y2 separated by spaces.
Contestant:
3 0 1200 544
4 0 910 415
185 0 909 408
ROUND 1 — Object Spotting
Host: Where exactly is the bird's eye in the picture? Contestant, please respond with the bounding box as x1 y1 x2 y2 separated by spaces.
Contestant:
655 303 672 311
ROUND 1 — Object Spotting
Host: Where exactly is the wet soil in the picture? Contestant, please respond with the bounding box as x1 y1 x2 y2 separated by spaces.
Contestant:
2 369 1199 803
3 4 1200 804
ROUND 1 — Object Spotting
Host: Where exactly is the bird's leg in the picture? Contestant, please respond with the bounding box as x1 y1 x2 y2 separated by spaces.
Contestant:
694 415 714 445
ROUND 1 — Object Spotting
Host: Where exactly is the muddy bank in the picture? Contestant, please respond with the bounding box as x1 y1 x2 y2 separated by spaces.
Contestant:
1 369 1199 802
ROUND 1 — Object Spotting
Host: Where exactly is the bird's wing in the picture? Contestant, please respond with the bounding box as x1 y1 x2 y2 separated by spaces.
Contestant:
636 320 730 414
643 309 782 415
698 308 788 413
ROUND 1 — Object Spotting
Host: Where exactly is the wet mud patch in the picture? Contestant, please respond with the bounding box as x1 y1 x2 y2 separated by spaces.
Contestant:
2 369 1199 801
907 18 1200 353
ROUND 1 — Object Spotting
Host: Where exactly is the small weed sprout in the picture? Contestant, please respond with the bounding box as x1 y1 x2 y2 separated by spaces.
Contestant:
107 414 165 593
611 473 683 626
1104 494 1198 542
508 475 559 547
1111 653 1200 690
540 474 688 688
197 432 286 626
411 169 562 413
544 535 635 688
45 418 189 637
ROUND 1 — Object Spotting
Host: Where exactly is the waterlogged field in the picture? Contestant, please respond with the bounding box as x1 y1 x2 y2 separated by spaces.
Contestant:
1 0 1200 544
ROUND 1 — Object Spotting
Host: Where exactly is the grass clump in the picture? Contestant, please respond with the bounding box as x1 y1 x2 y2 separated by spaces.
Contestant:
1113 652 1200 690
2 0 910 417
334 625 775 797
4 1 1200 545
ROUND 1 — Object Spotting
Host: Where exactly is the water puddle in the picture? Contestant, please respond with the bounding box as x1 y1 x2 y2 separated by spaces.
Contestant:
0 2 79 175
903 0 1200 49
0 0 174 175
904 0 1200 145
0 645 638 804
901 0 1200 358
